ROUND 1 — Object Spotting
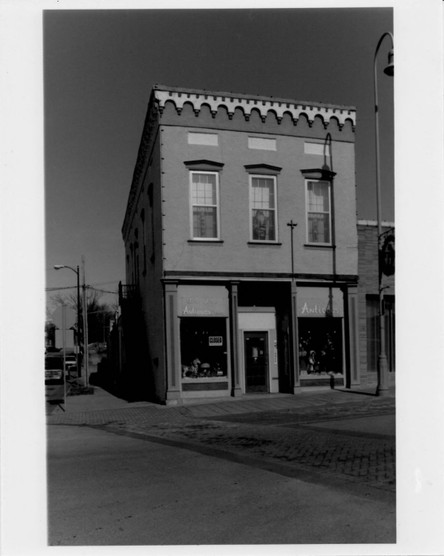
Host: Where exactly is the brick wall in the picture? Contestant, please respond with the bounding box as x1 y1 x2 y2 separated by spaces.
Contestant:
358 222 395 384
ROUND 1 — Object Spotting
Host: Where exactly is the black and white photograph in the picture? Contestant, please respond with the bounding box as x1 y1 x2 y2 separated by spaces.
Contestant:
1 1 444 554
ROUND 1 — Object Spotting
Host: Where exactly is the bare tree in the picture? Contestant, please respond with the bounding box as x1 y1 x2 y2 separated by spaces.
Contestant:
49 289 115 345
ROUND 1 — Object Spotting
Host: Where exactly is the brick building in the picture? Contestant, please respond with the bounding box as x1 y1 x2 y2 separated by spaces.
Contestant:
120 85 361 404
358 221 395 385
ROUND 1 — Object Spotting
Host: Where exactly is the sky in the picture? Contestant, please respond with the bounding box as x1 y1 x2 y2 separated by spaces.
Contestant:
44 7 395 311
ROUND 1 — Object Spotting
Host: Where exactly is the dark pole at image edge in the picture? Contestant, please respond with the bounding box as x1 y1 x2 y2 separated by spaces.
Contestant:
373 31 394 396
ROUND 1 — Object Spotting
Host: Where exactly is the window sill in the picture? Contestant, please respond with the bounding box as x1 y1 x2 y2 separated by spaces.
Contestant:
248 241 282 246
182 377 228 382
188 239 224 244
304 243 334 249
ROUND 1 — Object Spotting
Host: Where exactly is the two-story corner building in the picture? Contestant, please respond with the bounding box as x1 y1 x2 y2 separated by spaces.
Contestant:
121 84 360 405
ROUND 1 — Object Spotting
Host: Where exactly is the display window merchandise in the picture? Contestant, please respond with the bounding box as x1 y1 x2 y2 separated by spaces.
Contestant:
180 317 228 379
298 318 343 376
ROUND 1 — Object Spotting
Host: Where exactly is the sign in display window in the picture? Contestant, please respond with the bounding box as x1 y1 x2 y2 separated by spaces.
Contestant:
180 317 228 379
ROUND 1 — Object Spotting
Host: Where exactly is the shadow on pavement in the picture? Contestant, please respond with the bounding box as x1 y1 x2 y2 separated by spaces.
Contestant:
335 388 377 397
88 374 153 404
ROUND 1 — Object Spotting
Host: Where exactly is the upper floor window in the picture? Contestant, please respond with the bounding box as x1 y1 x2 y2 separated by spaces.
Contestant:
306 180 331 244
190 171 220 240
250 175 277 242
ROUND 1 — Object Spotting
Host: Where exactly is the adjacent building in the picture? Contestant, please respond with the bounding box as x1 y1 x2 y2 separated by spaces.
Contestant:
357 220 395 385
120 85 361 404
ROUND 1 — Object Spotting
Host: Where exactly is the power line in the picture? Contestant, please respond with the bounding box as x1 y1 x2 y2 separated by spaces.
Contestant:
46 282 121 293
46 285 119 295
87 281 121 287
46 286 77 292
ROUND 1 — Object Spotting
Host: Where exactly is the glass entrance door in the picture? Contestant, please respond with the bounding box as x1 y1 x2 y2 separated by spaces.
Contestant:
244 332 268 392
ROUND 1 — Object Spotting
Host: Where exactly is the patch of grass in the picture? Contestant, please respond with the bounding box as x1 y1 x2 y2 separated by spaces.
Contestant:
67 379 94 396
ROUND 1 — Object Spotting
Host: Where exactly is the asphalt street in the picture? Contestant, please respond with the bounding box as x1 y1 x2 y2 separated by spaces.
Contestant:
47 386 396 545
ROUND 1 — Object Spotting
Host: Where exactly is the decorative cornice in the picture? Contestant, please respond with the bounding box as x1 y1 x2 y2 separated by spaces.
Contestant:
244 163 282 174
184 159 225 170
154 85 356 130
301 167 337 180
122 91 159 239
163 270 359 284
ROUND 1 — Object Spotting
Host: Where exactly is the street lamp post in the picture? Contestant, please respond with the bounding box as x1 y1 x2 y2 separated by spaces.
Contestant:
287 220 297 281
54 264 81 378
373 32 394 396
287 220 300 393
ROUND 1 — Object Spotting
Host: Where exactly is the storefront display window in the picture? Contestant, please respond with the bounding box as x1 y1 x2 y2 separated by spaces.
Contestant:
180 317 228 379
299 318 343 375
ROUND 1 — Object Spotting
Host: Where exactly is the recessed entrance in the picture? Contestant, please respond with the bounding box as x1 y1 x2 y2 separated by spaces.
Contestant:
244 332 268 393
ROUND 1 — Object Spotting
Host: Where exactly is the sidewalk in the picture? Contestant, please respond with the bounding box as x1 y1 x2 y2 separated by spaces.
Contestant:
47 382 395 427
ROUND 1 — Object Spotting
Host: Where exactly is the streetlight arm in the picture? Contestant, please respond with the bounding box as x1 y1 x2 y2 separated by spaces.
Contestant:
54 264 79 276
323 132 333 172
374 32 394 120
373 31 394 238
373 32 394 67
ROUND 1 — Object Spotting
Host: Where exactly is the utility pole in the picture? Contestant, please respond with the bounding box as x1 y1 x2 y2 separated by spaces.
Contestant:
82 256 89 386
62 303 66 403
75 265 81 377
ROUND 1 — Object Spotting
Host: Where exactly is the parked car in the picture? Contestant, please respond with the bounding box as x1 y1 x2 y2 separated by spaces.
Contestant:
45 347 61 354
64 354 77 374
45 354 65 404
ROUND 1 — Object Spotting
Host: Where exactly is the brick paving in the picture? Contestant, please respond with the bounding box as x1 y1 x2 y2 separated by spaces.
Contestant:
48 388 395 497
118 413 395 493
